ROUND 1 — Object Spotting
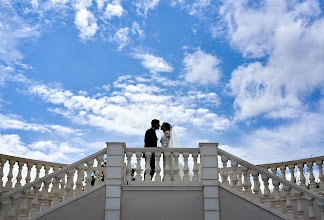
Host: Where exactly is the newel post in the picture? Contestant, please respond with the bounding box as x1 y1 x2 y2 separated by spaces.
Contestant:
105 142 125 220
199 143 220 220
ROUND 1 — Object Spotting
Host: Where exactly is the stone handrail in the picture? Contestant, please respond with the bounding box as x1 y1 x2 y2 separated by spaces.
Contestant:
0 148 107 220
0 154 102 195
124 147 200 183
257 156 324 189
218 148 324 219
0 154 67 192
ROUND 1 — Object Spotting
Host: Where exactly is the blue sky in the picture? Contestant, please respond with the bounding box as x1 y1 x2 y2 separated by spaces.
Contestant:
0 0 324 164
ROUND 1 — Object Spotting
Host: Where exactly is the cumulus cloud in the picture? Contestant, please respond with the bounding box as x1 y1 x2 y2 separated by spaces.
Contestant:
75 9 99 40
183 49 222 84
0 133 84 163
132 53 174 74
220 106 324 164
105 1 125 19
224 0 324 119
24 74 231 136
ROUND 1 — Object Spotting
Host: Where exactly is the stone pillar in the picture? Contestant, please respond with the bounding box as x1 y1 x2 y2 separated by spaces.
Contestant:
105 142 125 220
199 143 220 220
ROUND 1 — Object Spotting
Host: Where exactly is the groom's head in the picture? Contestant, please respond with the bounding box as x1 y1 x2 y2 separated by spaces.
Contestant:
151 119 160 130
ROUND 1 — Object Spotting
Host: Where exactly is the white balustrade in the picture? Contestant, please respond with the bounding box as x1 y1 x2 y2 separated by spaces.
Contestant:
258 156 324 191
217 148 324 220
0 153 66 194
123 147 200 183
0 148 107 219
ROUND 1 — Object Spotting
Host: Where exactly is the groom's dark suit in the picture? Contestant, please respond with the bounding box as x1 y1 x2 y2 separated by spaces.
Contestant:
144 128 157 178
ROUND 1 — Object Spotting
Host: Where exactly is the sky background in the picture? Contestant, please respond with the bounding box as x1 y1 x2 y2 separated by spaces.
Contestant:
0 0 324 165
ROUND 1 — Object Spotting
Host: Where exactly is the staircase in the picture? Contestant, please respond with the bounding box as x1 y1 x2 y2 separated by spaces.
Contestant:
0 142 323 220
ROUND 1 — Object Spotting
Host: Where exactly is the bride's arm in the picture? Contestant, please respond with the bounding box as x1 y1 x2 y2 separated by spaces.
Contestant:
162 131 171 148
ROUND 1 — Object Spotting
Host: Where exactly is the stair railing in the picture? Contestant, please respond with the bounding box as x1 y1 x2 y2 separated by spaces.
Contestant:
218 148 324 220
258 156 324 190
0 154 67 194
0 148 107 220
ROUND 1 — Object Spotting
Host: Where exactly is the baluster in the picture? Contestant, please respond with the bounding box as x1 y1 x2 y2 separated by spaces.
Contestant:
75 165 84 195
44 165 50 175
40 179 51 211
34 164 42 181
52 175 62 206
192 152 199 182
0 199 9 220
64 169 75 199
51 167 59 194
294 189 305 220
237 168 243 191
0 158 6 187
221 155 229 185
316 160 324 189
247 170 252 194
231 161 239 190
298 164 306 186
305 194 315 220
8 193 20 220
306 162 316 189
288 165 296 184
272 180 282 212
316 200 324 220
85 160 94 190
270 167 277 176
283 185 294 218
135 152 142 181
163 151 171 181
5 160 15 188
96 155 104 185
261 174 271 207
173 152 180 182
15 162 24 188
25 163 33 184
60 173 66 195
183 152 190 182
241 166 249 196
145 151 152 181
18 188 31 220
125 152 132 182
155 152 161 181
251 170 260 202
229 170 234 187
29 183 41 217
279 166 286 180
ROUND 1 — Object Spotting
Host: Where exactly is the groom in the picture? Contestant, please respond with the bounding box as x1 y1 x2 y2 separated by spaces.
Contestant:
144 119 160 178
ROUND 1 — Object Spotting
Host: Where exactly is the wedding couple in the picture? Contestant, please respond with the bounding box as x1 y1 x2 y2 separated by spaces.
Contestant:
144 119 183 179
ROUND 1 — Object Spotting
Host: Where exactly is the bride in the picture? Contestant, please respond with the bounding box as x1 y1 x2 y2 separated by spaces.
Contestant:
160 122 184 180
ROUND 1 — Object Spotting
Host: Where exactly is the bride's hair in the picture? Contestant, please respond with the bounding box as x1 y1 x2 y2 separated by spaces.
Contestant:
162 122 171 131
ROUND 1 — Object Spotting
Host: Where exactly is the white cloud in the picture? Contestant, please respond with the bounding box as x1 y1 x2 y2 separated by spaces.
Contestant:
0 113 49 132
224 0 324 119
135 0 160 16
132 22 144 38
105 1 124 19
114 27 130 49
188 0 211 16
132 53 174 74
183 49 222 84
0 3 40 64
75 9 99 40
24 74 231 136
220 107 324 164
0 133 82 163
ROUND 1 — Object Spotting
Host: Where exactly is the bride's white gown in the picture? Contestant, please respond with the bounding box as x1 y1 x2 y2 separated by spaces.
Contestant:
160 130 184 180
